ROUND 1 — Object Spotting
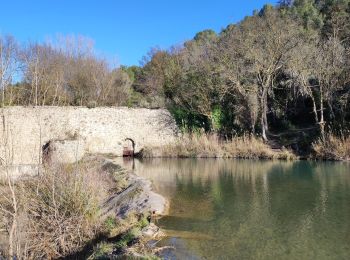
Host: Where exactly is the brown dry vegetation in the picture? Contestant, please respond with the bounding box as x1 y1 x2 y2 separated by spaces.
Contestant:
143 133 296 160
0 160 112 259
0 157 163 259
312 133 350 161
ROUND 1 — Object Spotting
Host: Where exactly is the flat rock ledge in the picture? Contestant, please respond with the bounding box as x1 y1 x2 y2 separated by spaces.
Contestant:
96 158 168 258
101 158 168 219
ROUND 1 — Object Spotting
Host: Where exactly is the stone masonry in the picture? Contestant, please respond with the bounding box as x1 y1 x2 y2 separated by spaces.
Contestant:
0 106 178 166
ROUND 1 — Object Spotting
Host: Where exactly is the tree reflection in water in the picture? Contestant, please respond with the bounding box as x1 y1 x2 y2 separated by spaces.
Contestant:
117 158 350 260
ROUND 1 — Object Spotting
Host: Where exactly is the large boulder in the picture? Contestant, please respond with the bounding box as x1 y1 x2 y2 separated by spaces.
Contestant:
43 140 86 164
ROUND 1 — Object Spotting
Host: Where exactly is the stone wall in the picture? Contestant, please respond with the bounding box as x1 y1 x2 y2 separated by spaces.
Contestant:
0 106 178 166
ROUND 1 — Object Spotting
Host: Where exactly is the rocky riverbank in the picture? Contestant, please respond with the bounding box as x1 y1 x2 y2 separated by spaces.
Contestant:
80 156 169 259
0 155 168 259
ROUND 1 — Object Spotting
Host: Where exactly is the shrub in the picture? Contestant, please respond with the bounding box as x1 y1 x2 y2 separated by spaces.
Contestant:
90 242 114 260
18 162 109 259
312 133 350 160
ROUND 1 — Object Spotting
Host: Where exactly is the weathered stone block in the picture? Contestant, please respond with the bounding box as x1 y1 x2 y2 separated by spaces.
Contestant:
43 140 86 164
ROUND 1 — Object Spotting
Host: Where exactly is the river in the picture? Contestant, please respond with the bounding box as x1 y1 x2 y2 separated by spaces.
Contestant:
118 158 350 260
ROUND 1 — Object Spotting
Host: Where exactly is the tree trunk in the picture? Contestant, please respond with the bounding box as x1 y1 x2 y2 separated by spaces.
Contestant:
2 87 4 107
328 100 335 121
251 119 256 134
8 215 17 258
52 80 60 106
261 114 268 141
311 95 319 124
263 101 268 131
260 84 269 141
6 168 18 258
319 86 325 140
260 101 268 141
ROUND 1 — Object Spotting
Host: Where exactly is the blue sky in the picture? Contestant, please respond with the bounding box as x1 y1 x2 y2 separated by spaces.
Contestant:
0 0 275 66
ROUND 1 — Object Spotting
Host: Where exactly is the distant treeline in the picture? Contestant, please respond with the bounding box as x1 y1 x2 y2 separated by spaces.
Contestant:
0 35 136 107
1 0 350 140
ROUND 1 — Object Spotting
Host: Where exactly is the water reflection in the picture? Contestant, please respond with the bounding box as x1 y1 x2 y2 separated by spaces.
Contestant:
118 158 350 260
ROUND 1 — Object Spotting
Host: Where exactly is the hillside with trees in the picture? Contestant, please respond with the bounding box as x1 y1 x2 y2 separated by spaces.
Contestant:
1 0 350 156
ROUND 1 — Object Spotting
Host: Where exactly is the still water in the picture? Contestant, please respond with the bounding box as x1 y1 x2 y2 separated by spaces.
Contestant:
120 158 350 260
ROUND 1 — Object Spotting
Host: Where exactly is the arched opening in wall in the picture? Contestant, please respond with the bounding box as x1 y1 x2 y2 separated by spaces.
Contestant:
42 141 52 164
123 138 135 157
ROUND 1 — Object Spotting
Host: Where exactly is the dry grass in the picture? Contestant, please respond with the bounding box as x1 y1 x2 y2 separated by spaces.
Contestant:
0 160 112 259
312 133 350 161
144 133 295 160
22 162 109 259
0 157 161 259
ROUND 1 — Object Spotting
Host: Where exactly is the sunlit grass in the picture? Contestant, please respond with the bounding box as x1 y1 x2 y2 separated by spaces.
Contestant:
144 133 296 160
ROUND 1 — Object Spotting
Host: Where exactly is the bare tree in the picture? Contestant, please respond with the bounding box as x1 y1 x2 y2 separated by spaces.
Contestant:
0 35 18 107
219 9 304 140
0 111 20 258
290 35 346 139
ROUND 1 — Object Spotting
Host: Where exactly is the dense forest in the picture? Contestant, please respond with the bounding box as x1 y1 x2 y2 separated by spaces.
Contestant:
1 0 350 146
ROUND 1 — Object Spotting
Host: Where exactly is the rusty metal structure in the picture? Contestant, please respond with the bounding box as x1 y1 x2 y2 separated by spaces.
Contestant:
123 138 135 157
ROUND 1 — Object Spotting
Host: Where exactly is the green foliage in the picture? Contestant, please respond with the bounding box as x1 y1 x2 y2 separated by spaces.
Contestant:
158 1 350 143
115 227 140 249
259 4 275 16
3 1 350 147
193 29 218 43
104 216 119 232
127 90 144 107
121 65 142 82
169 106 210 133
211 107 224 131
91 242 114 260
137 215 150 229
292 0 324 29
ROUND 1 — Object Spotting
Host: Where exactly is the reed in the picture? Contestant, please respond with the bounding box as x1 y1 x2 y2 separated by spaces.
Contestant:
312 133 350 161
144 133 295 160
